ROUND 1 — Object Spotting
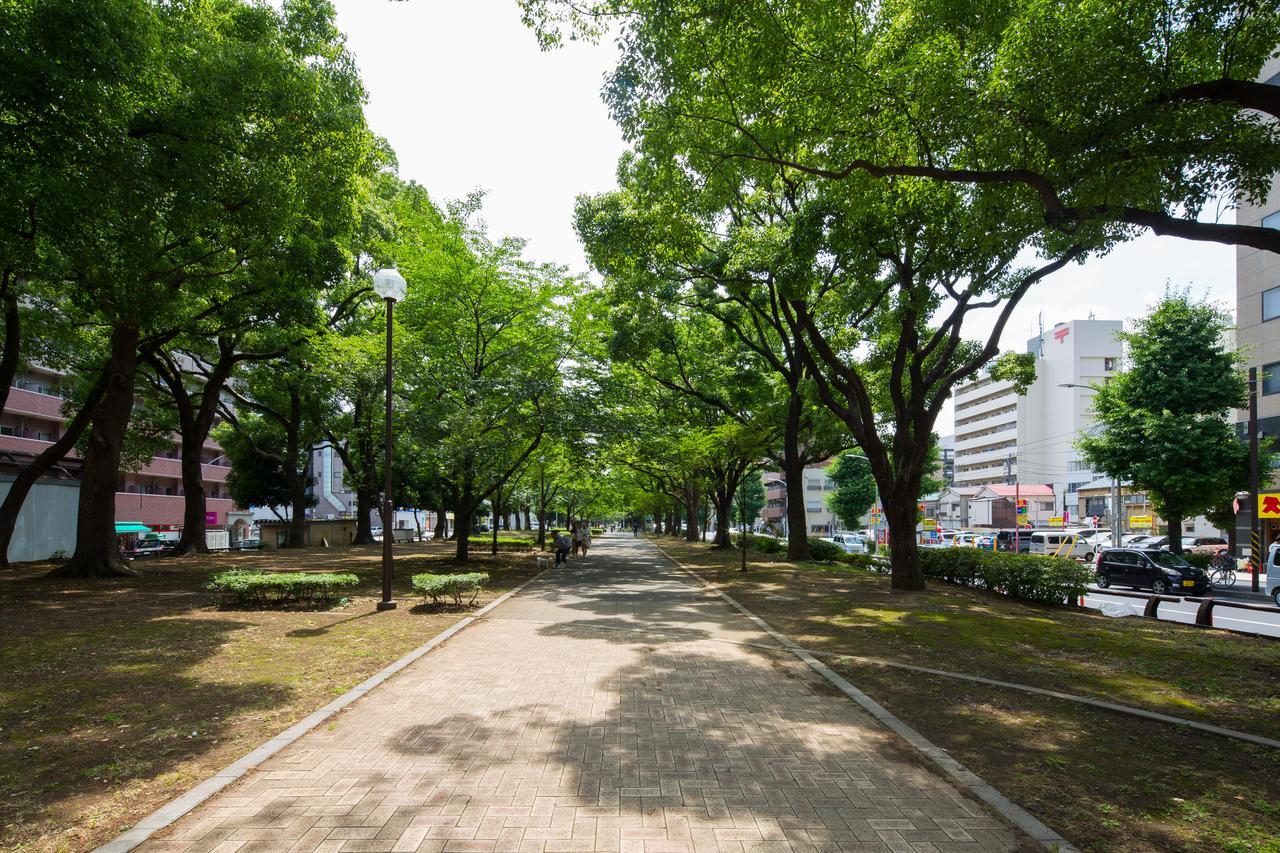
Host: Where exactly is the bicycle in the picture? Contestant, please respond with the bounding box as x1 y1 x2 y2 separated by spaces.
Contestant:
1208 549 1236 589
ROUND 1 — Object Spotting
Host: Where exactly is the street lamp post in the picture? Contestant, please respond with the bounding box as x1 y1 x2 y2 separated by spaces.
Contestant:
373 268 407 612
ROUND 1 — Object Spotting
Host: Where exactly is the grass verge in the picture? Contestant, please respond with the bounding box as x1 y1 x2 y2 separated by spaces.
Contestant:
653 536 1280 853
0 541 540 852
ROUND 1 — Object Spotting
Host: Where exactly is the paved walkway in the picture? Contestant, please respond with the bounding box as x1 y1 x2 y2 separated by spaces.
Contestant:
142 538 1029 853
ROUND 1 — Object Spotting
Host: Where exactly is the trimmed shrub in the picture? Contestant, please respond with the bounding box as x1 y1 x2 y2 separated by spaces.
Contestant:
806 537 844 562
411 572 490 605
838 552 891 573
733 533 784 554
205 570 358 607
464 535 535 552
916 547 1093 606
590 528 604 536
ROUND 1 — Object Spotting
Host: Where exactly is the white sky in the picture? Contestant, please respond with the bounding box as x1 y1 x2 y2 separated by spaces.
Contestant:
333 0 1238 430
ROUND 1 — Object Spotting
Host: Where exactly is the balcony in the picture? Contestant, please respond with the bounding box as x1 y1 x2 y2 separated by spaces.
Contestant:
3 387 66 419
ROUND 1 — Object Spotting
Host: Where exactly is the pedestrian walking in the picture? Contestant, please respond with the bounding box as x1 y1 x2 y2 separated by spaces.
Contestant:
553 529 571 566
579 523 592 558
632 519 640 538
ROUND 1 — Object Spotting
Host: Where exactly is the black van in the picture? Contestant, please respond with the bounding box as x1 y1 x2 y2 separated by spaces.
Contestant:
1095 548 1209 595
992 530 1031 553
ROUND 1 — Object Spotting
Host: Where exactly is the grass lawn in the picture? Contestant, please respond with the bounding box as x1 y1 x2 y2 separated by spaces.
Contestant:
653 537 1280 853
0 540 541 852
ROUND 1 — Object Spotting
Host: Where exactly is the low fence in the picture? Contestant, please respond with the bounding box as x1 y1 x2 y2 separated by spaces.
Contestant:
1080 589 1280 638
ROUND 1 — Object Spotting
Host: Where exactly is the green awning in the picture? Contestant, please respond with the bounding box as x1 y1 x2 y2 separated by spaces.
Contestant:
114 522 151 534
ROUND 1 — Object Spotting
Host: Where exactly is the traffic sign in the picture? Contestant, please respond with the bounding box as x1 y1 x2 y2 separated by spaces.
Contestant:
1260 493 1280 519
1131 514 1154 529
923 518 937 530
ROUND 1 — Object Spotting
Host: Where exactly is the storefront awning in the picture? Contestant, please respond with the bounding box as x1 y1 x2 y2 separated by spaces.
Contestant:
114 522 151 534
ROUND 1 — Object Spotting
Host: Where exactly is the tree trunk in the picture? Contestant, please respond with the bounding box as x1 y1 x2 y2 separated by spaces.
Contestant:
0 369 108 565
434 506 448 539
524 506 532 531
1166 507 1184 554
883 494 925 591
685 486 699 542
454 472 474 561
412 508 421 540
653 513 662 535
177 443 208 554
0 271 19 416
285 418 306 547
713 495 733 548
782 394 811 561
537 503 547 550
353 485 374 544
53 325 141 578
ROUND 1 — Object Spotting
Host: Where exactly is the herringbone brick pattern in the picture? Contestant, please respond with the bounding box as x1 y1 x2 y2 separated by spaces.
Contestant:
141 539 1030 853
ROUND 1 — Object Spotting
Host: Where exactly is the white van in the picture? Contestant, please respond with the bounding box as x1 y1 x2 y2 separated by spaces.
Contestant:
1029 531 1093 560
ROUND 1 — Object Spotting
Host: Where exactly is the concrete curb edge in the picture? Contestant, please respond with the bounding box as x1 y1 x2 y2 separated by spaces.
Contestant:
649 541 1078 853
93 570 547 853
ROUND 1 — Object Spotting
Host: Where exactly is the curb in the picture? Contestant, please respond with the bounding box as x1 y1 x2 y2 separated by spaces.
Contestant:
648 541 1077 853
93 571 547 853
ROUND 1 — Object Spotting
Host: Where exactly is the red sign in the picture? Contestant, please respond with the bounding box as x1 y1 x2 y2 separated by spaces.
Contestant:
1016 498 1027 507
205 511 218 525
1053 326 1070 343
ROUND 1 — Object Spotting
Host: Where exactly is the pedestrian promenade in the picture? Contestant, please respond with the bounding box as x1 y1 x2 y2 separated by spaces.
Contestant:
139 537 1030 853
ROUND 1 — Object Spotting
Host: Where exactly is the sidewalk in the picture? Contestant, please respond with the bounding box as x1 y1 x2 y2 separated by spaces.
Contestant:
135 538 1031 853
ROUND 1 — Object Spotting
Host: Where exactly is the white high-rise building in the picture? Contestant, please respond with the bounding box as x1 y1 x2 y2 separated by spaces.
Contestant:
952 319 1123 513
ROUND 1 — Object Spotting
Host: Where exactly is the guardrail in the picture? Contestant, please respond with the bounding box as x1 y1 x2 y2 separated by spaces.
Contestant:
1080 588 1277 631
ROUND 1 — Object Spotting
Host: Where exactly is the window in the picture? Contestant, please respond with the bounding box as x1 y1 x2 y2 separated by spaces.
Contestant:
1264 211 1280 230
1104 357 1118 371
1263 362 1280 396
1264 286 1280 322
0 425 14 436
805 501 823 512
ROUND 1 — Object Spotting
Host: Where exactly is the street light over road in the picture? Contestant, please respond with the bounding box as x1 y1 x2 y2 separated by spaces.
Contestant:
373 267 407 611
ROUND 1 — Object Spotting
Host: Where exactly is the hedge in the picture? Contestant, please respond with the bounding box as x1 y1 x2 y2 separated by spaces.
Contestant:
839 552 891 573
411 572 490 605
464 535 536 551
205 570 358 607
733 533 784 554
806 537 844 561
1183 552 1213 569
917 547 1093 606
590 528 604 535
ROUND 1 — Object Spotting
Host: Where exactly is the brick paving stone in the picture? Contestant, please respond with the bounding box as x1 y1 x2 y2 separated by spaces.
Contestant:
140 539 1033 853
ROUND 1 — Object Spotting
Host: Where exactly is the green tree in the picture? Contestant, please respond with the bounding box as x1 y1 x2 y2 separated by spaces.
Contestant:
730 472 765 531
11 0 374 577
827 453 877 532
1079 293 1248 554
522 0 1280 255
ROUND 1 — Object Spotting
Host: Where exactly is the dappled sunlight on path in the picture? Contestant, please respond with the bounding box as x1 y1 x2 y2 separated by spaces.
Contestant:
140 537 1029 853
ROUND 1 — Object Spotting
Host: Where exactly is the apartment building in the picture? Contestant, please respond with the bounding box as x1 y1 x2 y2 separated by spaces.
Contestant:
760 462 842 536
1236 54 1280 550
952 318 1123 513
1 364 237 556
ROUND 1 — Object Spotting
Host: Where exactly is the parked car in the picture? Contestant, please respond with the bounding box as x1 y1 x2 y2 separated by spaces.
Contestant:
1122 534 1154 546
1187 536 1229 555
125 538 173 559
1094 547 1209 595
1029 530 1093 560
238 537 261 550
825 533 869 554
992 529 1032 553
1266 544 1280 607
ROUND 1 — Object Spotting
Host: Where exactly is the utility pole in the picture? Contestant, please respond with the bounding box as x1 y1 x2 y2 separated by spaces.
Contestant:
1249 367 1261 592
1111 478 1122 548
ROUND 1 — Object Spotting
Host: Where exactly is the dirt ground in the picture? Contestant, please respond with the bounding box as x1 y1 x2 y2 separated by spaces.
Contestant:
0 540 542 853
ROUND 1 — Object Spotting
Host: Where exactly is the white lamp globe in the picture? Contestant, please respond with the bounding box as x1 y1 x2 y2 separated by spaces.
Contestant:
372 268 407 303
